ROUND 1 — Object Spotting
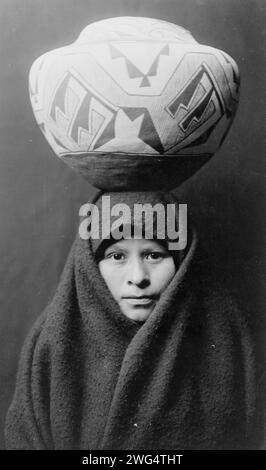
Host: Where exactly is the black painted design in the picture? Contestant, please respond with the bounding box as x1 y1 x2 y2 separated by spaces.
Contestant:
93 116 116 150
122 107 164 153
94 106 164 154
167 62 224 141
168 66 205 118
109 44 170 88
49 71 164 153
183 122 219 148
50 71 116 148
109 44 144 80
50 73 70 122
181 86 214 132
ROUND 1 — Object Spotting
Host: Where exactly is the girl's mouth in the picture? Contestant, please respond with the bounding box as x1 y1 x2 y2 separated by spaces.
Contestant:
122 296 156 306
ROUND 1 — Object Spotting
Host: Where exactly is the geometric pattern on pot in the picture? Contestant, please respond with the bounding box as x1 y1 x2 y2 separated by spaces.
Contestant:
29 17 240 189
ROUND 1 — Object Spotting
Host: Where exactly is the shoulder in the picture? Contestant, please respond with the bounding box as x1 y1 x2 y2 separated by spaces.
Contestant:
191 243 250 330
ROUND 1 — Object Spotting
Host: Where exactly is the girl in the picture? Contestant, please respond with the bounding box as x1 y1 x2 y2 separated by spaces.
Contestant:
5 191 257 449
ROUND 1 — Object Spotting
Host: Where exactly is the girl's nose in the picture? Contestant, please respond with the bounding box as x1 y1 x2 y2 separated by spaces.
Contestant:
127 258 150 288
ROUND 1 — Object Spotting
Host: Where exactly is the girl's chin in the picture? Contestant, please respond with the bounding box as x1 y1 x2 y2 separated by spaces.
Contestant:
120 305 155 322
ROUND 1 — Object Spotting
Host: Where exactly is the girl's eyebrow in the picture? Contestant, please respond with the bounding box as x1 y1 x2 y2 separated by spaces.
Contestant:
105 245 128 255
104 242 169 256
142 244 168 252
142 246 163 252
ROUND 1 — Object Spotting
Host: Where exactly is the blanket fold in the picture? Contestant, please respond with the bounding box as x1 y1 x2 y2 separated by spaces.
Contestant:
5 193 258 450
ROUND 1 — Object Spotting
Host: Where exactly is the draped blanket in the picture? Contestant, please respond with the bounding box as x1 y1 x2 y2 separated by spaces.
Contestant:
5 209 257 449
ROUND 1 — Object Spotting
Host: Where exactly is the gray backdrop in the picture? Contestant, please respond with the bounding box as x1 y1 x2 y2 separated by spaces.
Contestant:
1 0 265 449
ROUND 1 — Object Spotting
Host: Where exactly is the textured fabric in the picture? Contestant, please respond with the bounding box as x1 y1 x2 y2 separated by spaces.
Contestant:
5 193 257 450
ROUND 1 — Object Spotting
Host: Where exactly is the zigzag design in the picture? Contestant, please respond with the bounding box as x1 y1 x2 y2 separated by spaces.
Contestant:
49 72 164 153
49 72 116 149
167 63 224 140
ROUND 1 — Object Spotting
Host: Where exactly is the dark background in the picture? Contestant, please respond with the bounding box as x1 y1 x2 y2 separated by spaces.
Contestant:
0 0 265 449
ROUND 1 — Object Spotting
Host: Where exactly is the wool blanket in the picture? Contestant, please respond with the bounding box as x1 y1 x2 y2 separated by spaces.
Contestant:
5 196 258 450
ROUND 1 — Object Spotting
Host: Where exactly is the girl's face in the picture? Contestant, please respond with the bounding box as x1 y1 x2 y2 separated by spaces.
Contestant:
98 238 176 322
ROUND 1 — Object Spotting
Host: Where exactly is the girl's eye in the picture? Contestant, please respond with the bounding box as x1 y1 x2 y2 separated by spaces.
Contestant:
107 252 125 261
145 251 164 261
